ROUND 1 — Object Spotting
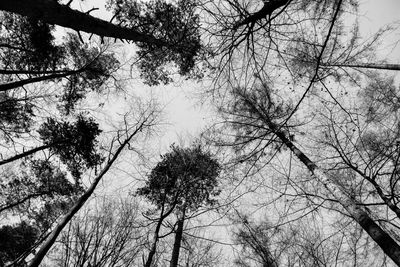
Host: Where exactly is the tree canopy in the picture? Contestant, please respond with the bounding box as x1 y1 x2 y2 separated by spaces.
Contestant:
137 144 221 211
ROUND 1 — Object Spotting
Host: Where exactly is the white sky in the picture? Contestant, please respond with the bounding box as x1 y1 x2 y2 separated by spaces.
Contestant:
68 0 400 155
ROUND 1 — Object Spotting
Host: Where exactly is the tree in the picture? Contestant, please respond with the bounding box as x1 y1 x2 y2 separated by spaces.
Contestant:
179 232 222 267
50 197 145 267
233 217 278 267
0 0 202 85
27 108 159 267
198 0 400 265
0 12 120 115
0 12 120 175
232 214 362 267
213 83 400 265
137 144 221 267
0 159 81 216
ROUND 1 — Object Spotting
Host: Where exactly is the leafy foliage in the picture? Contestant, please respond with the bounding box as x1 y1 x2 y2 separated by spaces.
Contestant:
0 92 33 139
137 144 221 211
38 114 103 179
0 221 39 265
0 159 82 225
60 34 120 114
0 12 64 71
107 0 202 85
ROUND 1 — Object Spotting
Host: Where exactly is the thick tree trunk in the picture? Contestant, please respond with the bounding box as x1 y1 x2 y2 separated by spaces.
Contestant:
169 207 186 267
238 92 400 266
0 0 166 47
27 125 143 267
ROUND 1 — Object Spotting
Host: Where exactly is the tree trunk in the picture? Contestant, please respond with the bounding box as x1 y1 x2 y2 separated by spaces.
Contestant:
0 0 166 47
238 92 400 266
169 207 186 267
271 121 400 265
0 69 81 92
0 144 53 166
323 62 400 71
0 69 69 75
145 202 176 267
27 124 144 267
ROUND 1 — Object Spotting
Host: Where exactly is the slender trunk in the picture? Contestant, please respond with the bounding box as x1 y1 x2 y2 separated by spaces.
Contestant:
27 125 143 267
169 206 186 267
323 62 400 71
145 220 163 267
0 144 53 166
0 69 80 92
0 0 166 47
145 203 176 267
0 69 69 75
239 93 400 265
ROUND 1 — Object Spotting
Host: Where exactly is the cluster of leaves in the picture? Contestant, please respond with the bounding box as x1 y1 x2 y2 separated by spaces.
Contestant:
107 0 202 85
0 13 121 115
61 34 120 114
1 160 79 207
0 92 33 139
38 114 103 180
0 12 64 71
137 145 221 211
0 221 39 265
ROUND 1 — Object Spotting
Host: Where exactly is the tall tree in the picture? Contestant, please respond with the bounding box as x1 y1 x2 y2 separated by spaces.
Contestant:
51 197 145 267
214 84 400 265
137 144 221 267
0 0 202 85
27 109 159 267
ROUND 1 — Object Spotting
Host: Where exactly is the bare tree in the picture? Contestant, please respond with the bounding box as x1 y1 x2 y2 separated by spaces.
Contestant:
51 196 145 267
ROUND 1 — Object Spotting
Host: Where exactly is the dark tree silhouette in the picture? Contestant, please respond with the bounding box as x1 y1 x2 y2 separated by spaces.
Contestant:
0 222 39 266
137 144 221 267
